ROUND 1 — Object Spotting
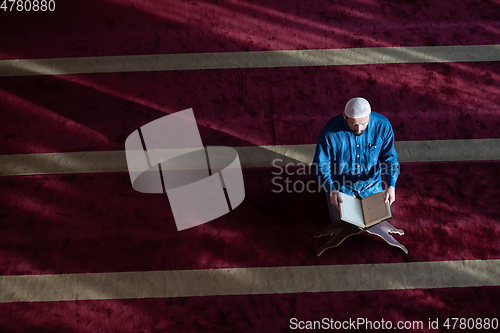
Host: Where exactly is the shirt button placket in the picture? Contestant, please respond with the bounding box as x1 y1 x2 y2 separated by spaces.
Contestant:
356 138 362 193
356 138 360 181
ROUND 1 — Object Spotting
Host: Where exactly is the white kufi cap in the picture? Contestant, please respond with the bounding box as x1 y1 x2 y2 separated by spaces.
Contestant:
344 97 371 118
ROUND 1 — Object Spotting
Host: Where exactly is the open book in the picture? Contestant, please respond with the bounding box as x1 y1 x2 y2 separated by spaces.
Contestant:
338 191 392 229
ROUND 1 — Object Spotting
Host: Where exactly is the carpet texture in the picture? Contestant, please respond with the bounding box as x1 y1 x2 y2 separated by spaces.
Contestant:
0 0 499 60
0 162 498 276
1 287 499 332
1 0 499 332
1 61 499 155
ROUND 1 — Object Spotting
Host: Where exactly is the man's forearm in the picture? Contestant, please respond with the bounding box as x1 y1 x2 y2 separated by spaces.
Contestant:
381 159 399 188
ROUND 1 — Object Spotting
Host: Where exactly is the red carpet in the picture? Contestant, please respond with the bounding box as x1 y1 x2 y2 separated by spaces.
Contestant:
1 61 499 154
1 0 499 332
1 287 499 332
1 162 499 276
0 0 499 60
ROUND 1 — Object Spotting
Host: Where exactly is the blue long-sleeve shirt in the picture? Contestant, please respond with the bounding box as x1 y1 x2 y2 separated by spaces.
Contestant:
312 111 399 198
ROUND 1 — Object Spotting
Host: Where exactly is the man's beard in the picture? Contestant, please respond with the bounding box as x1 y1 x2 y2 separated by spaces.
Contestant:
353 129 365 136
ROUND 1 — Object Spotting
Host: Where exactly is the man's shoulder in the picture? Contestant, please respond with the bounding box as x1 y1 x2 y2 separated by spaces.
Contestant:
371 111 391 124
370 111 394 130
369 112 395 143
322 114 344 132
316 114 345 146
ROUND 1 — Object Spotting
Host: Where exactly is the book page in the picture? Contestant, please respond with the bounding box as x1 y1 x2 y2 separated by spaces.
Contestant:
338 192 364 228
360 192 391 227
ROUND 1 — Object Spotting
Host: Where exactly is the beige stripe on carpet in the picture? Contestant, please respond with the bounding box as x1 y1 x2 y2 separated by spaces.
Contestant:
1 139 499 176
1 44 499 77
1 260 499 303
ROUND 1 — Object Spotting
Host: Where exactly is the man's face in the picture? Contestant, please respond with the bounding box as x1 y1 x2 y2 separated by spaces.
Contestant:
344 113 370 136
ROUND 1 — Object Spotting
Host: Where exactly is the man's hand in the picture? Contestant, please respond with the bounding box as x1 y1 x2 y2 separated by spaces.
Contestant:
384 186 396 204
330 190 343 210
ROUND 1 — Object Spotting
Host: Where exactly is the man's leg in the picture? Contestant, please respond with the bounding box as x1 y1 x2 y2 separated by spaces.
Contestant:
315 191 363 256
314 192 341 238
325 191 341 222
